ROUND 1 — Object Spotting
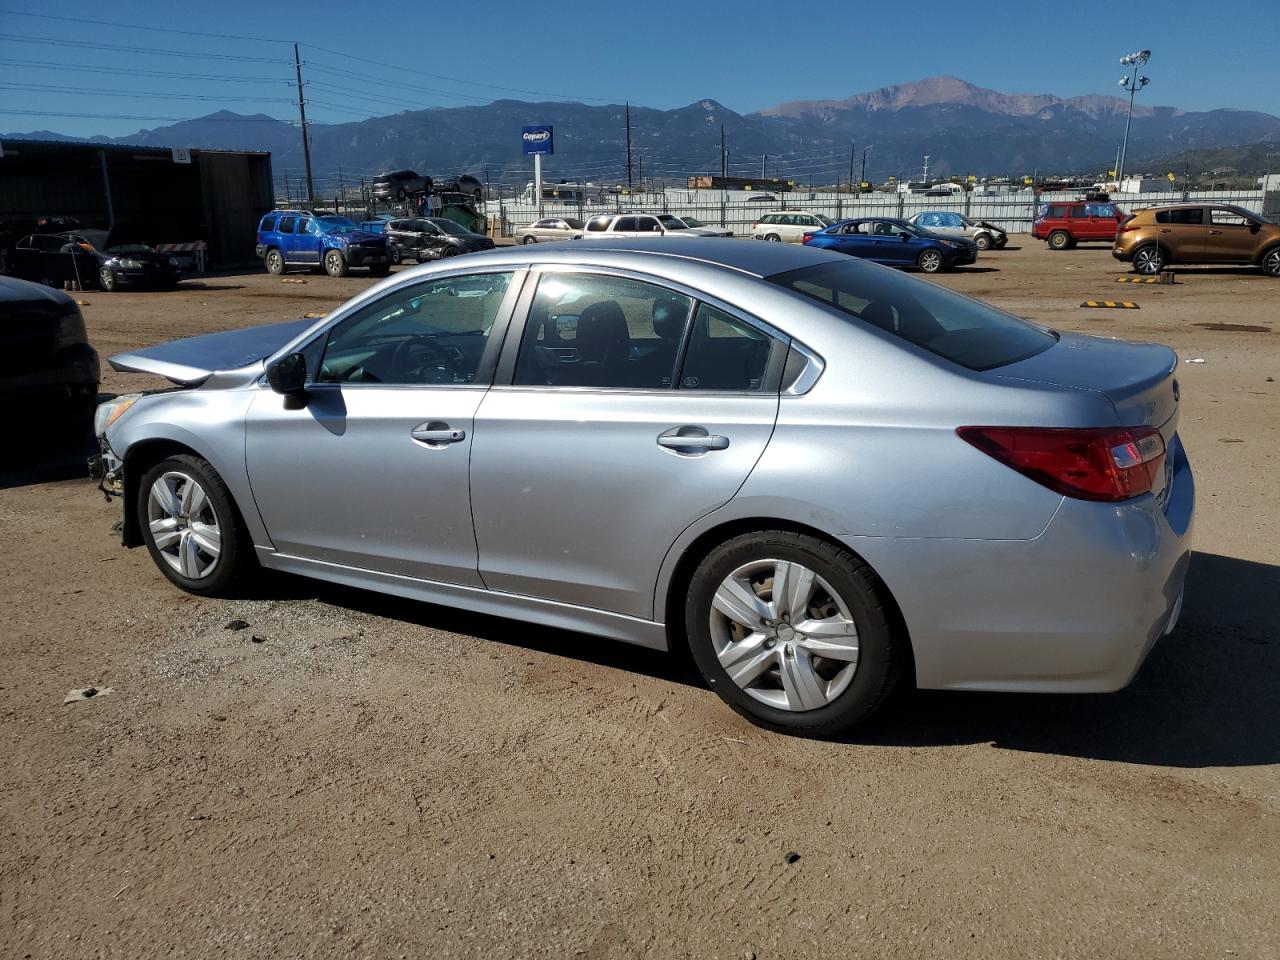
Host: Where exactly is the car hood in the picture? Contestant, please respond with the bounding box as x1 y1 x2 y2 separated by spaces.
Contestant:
331 229 383 244
673 226 731 236
109 318 314 386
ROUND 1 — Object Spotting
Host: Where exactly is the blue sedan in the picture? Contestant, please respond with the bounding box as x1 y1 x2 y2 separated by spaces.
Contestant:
804 217 977 273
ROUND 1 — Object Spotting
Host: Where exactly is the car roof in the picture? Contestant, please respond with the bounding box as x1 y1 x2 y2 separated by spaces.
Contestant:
0 274 75 306
461 237 846 278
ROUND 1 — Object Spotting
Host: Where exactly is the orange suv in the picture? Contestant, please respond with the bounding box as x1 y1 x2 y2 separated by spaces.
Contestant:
1113 204 1280 276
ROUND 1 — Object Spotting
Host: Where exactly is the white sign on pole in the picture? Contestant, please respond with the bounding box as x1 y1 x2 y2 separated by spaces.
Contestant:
171 146 192 164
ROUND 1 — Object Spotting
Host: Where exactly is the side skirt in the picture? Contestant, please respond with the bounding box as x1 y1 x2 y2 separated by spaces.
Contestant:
256 548 670 651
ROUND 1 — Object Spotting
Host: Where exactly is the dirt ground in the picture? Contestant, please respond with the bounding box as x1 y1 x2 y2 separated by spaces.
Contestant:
3 240 1278 959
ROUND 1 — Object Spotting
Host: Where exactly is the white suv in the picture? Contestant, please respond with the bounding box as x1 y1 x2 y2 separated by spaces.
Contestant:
581 213 731 239
751 211 833 243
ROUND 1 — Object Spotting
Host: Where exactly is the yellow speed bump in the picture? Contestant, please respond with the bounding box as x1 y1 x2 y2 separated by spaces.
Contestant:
1081 300 1140 309
1115 276 1158 283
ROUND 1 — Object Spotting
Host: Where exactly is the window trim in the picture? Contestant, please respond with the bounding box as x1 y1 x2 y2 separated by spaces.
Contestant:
263 266 528 392
491 264 790 396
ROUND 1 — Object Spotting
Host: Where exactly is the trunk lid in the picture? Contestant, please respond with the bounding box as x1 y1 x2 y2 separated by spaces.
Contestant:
109 318 314 386
992 332 1180 438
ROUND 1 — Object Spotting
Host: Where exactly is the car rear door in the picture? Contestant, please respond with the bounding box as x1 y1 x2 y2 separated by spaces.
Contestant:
1154 207 1207 260
469 267 785 620
245 268 522 584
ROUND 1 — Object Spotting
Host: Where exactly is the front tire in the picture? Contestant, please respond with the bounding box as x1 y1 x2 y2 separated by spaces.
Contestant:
1048 230 1072 251
917 249 945 273
1260 246 1280 278
685 531 904 736
974 233 992 251
324 249 349 277
137 454 254 597
98 267 117 292
1132 244 1164 275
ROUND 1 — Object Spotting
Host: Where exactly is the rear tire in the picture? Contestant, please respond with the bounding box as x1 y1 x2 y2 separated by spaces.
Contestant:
1260 246 1280 278
324 249 349 277
685 531 904 737
1132 244 1164 275
1048 230 1071 251
264 248 284 275
765 233 782 242
137 454 255 597
522 235 537 245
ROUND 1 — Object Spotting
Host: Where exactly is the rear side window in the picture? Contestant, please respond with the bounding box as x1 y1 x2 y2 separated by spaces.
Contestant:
769 261 1056 372
277 216 297 233
615 217 639 231
1044 205 1066 219
586 216 611 232
679 303 775 392
1066 206 1088 219
260 215 278 232
1154 208 1204 225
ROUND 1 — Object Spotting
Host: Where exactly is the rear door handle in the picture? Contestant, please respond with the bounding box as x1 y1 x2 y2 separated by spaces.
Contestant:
1208 230 1223 235
411 421 466 445
657 427 729 453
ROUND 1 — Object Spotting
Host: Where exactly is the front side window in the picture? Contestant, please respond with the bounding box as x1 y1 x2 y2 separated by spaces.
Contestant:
679 303 775 392
770 261 1056 372
637 217 662 232
918 213 942 228
513 274 692 389
317 272 512 386
1210 208 1253 226
1155 208 1204 225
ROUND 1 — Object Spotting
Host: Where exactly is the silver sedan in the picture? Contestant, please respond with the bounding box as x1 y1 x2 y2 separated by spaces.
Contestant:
91 239 1194 736
513 217 584 244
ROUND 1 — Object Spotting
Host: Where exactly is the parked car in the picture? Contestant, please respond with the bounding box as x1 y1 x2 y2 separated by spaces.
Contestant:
256 210 392 278
435 174 484 202
10 233 181 291
371 170 433 202
1113 204 1280 277
581 213 729 239
385 217 495 262
665 215 734 237
91 238 1192 737
752 212 834 243
1 275 99 429
514 218 585 244
1032 200 1127 250
909 211 1008 250
804 218 977 272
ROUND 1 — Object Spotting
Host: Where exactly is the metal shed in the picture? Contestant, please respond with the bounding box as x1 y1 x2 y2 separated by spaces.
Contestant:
0 140 273 268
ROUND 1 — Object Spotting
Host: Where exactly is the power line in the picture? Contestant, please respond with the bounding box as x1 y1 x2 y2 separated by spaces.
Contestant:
304 61 498 105
0 32 290 62
0 108 291 123
0 81 294 104
0 57 284 83
0 8 292 44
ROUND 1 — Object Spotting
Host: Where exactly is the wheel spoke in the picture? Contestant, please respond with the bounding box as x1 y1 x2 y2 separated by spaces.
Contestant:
149 517 181 551
181 479 207 518
179 531 202 578
779 651 827 711
717 634 777 687
772 561 816 621
795 618 860 662
713 576 770 630
188 521 221 557
150 477 181 518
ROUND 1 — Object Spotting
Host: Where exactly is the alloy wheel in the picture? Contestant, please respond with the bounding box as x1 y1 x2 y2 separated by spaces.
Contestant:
709 559 860 712
1263 248 1280 277
147 471 221 579
1134 247 1163 275
919 250 943 272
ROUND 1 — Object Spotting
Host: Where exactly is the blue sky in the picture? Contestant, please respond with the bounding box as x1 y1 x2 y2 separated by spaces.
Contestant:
1 0 1278 137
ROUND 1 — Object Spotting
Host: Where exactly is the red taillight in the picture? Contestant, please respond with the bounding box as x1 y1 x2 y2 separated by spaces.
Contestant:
1118 222 1139 234
802 232 815 243
752 222 760 230
957 426 1166 502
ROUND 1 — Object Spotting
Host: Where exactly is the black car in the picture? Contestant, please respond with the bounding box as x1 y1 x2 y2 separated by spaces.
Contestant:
10 233 181 291
385 217 495 262
0 276 100 427
371 170 433 202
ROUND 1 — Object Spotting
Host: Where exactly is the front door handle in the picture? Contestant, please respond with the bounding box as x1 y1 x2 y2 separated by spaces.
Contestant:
1208 229 1223 235
657 426 730 454
411 421 465 445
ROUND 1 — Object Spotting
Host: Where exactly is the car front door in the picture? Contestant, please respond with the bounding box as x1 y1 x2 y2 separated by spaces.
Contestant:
1205 207 1261 262
290 217 323 263
871 221 915 264
470 268 784 619
245 269 522 584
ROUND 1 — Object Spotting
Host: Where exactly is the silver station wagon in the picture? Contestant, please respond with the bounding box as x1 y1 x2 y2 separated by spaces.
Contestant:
92 239 1193 736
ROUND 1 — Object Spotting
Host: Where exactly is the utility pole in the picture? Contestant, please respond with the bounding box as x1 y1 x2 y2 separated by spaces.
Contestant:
293 43 315 208
638 154 643 192
625 102 633 192
860 147 867 186
848 143 855 193
719 124 727 227
922 154 931 184
762 154 767 179
337 165 345 213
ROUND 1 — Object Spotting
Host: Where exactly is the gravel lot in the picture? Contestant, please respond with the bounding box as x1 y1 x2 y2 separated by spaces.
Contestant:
3 240 1278 959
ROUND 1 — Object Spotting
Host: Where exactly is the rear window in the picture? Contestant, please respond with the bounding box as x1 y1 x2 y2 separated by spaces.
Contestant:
260 215 277 232
768 261 1057 372
586 216 611 232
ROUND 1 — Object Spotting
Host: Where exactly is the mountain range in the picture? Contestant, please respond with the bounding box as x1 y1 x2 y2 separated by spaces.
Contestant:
7 77 1280 188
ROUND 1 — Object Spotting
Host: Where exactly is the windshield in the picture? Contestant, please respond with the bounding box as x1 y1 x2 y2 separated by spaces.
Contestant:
769 261 1057 371
106 244 153 254
657 215 686 228
816 215 834 227
320 222 361 235
681 216 706 227
429 218 470 236
563 218 584 229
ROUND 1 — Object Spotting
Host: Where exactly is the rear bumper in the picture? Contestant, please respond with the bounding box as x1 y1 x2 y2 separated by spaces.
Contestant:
847 434 1195 693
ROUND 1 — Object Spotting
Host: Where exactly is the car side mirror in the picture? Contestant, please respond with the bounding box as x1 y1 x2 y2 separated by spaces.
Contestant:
1250 222 1260 233
900 232 911 241
266 352 307 395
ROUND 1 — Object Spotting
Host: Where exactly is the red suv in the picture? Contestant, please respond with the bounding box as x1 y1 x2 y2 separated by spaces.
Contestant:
1033 200 1127 250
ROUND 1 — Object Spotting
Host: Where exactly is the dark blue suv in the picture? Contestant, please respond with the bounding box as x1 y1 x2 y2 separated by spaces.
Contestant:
803 217 977 273
256 210 392 278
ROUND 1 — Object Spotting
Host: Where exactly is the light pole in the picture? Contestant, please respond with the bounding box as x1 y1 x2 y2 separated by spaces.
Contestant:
1116 49 1151 188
